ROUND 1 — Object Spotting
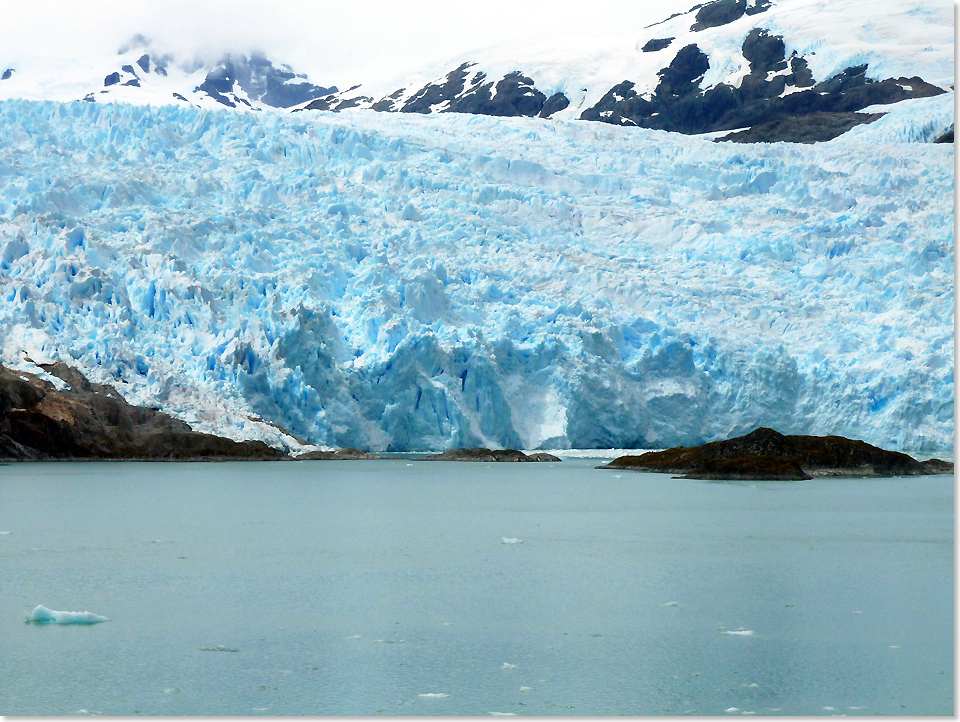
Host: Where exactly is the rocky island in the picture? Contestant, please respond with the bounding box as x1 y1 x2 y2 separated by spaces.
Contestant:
295 447 561 462
600 427 953 480
417 448 561 462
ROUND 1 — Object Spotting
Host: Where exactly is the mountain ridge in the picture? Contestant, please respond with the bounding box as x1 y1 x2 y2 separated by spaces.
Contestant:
0 35 337 111
297 0 953 142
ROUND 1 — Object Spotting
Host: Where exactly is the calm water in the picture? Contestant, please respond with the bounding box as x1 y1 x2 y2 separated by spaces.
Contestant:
0 458 953 716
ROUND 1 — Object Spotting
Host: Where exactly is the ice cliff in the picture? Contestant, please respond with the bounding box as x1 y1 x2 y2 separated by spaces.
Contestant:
0 97 952 452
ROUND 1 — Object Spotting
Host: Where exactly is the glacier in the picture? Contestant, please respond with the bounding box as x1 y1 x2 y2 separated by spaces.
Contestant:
0 98 952 452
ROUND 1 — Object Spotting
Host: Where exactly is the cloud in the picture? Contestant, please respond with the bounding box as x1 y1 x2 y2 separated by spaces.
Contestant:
1 0 680 88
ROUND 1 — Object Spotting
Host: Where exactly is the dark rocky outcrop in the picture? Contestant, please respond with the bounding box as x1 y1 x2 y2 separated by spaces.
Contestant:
1 68 13 81
195 54 337 109
718 111 885 143
642 38 675 53
691 0 748 32
420 448 560 462
581 28 946 138
394 64 556 119
401 63 472 114
295 447 561 462
0 363 285 461
921 458 955 474
539 92 571 118
296 448 384 460
601 427 952 480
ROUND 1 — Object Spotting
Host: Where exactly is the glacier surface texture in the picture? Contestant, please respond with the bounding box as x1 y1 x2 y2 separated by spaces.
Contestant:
0 100 952 452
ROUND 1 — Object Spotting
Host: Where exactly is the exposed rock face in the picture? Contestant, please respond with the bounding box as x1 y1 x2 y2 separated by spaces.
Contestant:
581 35 944 139
305 0 946 143
420 448 560 462
718 111 885 143
0 363 285 461
642 38 675 53
921 458 955 474
601 427 952 480
87 41 336 110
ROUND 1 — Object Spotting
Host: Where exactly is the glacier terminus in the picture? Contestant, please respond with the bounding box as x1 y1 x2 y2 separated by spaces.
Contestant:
0 94 951 453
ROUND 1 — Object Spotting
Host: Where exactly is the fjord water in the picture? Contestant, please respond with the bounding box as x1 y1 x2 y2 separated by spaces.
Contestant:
0 459 952 716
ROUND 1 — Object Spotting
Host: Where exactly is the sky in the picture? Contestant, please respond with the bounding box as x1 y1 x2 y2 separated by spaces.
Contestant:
2 0 684 89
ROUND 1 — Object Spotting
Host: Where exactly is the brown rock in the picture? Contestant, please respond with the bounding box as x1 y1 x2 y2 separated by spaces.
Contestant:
601 427 944 480
0 363 286 461
295 448 384 460
420 447 560 462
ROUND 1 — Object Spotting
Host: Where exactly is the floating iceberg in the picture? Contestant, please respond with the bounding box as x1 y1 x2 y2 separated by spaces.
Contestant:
26 604 109 624
501 537 523 544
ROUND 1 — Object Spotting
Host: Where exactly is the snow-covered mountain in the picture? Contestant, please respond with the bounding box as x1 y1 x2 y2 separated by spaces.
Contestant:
300 0 953 142
0 35 336 111
0 94 952 453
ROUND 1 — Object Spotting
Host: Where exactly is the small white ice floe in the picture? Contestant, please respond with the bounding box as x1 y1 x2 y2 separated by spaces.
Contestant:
501 537 522 544
725 707 741 714
741 683 759 689
719 624 755 636
663 601 679 607
439 622 454 627
198 645 239 652
823 706 836 712
853 610 864 615
0 531 12 534
889 645 900 649
373 639 405 644
27 605 109 625
418 693 449 698
344 634 363 639
519 686 533 692
501 662 517 669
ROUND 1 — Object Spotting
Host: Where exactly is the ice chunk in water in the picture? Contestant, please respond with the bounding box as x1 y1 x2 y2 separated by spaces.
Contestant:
27 605 109 624
501 537 522 544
